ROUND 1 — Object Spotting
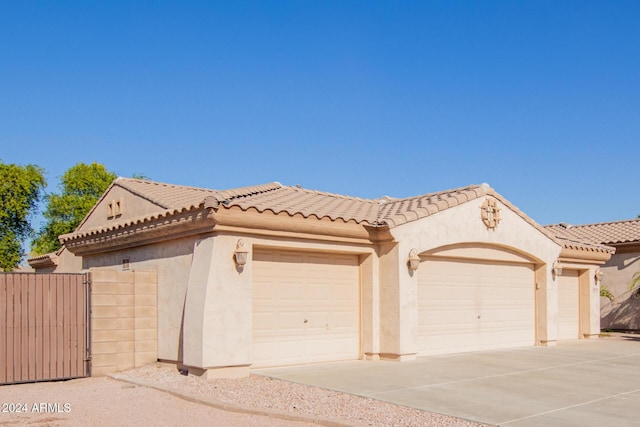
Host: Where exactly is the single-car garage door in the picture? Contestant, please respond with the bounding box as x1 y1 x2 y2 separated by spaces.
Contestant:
557 270 580 340
252 249 360 368
418 258 535 355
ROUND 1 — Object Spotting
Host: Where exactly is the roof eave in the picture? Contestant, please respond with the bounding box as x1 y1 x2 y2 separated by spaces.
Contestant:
214 205 376 242
27 253 59 269
62 206 217 256
558 247 613 264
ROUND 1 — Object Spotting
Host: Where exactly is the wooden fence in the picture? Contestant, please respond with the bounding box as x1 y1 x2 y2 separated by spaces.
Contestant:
0 273 90 385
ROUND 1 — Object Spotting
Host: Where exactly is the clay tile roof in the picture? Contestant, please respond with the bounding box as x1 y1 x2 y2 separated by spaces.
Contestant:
378 184 489 227
546 219 640 246
115 178 284 210
221 183 497 226
545 226 615 253
61 179 284 242
62 179 576 248
224 185 380 224
115 178 219 209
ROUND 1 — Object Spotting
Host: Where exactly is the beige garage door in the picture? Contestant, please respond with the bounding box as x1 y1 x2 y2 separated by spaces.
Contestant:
252 249 360 368
418 258 535 356
557 270 580 340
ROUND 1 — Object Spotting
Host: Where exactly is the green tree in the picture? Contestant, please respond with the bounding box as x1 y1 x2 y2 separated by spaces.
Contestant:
32 162 116 254
0 161 46 271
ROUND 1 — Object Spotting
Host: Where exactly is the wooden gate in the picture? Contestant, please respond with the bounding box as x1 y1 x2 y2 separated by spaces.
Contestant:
1 273 90 385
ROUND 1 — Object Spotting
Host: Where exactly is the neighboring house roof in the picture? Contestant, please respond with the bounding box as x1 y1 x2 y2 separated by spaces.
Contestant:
546 220 640 250
546 219 640 246
545 225 615 254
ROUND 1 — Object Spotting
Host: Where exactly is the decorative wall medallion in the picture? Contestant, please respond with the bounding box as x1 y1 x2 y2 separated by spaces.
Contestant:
481 198 501 230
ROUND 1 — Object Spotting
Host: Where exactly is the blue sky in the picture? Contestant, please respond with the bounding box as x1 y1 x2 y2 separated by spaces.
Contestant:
1 1 638 227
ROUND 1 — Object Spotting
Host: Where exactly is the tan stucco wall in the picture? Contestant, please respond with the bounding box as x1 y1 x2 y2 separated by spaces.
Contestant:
386 196 562 356
182 234 252 371
83 236 194 361
181 233 376 374
554 262 602 338
600 250 640 330
90 269 157 376
360 252 380 359
69 190 608 377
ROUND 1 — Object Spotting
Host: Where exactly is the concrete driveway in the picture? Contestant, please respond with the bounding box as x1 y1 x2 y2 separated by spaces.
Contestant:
254 335 640 426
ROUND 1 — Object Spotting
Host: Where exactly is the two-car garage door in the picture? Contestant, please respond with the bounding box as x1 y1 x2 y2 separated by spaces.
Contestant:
252 248 570 365
418 258 536 356
252 249 360 368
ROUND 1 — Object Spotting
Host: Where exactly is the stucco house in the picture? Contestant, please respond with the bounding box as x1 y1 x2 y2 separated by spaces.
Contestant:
31 178 613 378
546 220 640 331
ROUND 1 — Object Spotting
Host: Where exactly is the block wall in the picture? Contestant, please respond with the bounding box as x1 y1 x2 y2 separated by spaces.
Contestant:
89 269 157 376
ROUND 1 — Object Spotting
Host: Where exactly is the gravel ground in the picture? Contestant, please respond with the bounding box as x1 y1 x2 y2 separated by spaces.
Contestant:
112 364 487 426
0 364 487 426
0 375 314 427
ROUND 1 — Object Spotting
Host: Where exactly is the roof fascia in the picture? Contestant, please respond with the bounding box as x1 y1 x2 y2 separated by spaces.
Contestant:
27 254 58 269
214 206 374 241
63 207 216 256
558 247 612 264
62 203 382 256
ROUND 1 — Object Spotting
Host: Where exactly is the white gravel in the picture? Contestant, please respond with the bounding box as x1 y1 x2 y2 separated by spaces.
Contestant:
113 364 488 427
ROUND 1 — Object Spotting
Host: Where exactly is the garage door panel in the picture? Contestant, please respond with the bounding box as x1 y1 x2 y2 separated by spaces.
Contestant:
252 283 273 300
253 312 276 331
278 283 304 300
252 249 360 368
418 259 535 355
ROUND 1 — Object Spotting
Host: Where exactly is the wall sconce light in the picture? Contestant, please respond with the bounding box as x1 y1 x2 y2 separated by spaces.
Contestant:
594 268 604 285
234 239 249 267
408 249 421 271
552 260 563 279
